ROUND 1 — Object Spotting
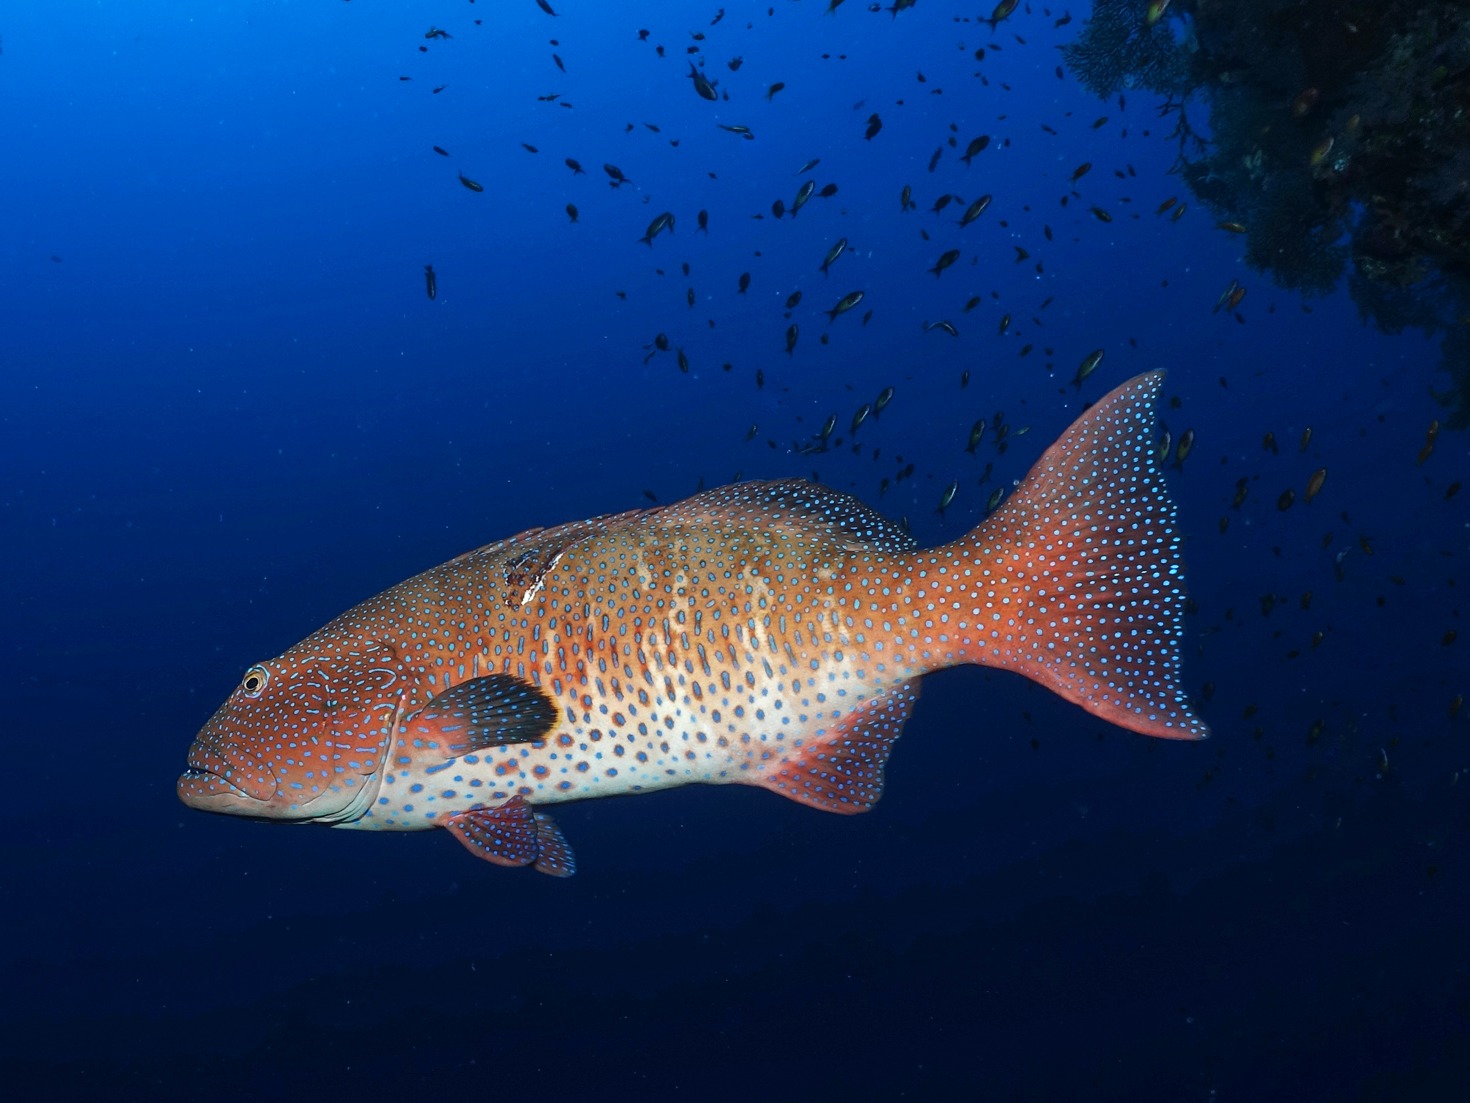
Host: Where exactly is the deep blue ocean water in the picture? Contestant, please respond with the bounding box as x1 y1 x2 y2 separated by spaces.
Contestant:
3 2 1466 1100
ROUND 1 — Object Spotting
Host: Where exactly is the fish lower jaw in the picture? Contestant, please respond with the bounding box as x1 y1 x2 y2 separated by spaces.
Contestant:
177 768 254 805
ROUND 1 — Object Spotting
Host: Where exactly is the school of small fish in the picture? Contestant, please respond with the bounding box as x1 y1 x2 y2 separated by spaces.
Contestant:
178 3 1465 867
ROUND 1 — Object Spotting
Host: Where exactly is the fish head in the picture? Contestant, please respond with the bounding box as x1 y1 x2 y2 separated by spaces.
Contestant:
178 635 416 824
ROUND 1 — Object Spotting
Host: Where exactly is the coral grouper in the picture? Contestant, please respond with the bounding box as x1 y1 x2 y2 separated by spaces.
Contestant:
179 371 1208 875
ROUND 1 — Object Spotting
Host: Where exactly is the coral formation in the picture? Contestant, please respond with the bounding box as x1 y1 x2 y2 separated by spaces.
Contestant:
1063 0 1470 424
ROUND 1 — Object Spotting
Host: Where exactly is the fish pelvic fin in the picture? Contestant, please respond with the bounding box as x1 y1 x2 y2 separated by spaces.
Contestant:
912 371 1208 740
445 797 575 876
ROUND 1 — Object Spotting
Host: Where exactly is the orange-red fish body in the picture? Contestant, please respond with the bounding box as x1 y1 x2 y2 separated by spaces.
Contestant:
179 373 1207 874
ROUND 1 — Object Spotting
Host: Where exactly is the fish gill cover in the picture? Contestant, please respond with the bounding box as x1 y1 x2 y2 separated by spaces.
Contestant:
0 2 1466 1101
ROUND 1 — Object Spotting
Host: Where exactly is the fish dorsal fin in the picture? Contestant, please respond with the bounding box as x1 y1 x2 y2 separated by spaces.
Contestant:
444 797 576 876
655 479 916 554
409 673 557 755
753 679 920 814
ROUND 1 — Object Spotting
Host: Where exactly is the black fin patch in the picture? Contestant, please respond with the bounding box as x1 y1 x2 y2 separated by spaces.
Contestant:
411 673 557 755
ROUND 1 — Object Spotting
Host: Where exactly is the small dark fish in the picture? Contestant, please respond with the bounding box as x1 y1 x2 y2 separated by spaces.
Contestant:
937 481 958 514
552 54 565 74
566 203 579 223
639 211 675 246
820 238 848 276
875 386 894 415
425 26 451 40
825 290 865 322
424 265 437 300
1073 348 1104 389
928 147 943 172
966 420 985 453
924 320 959 337
458 174 484 193
1172 428 1195 469
792 180 817 215
687 287 696 308
565 158 586 174
932 194 954 214
719 124 753 137
929 249 960 277
851 404 872 434
1070 162 1092 184
772 198 786 219
738 272 751 294
677 348 690 373
986 0 1018 27
785 324 800 356
818 183 838 198
864 113 883 140
900 184 916 211
964 296 982 313
786 290 803 310
766 82 786 101
537 0 558 15
521 142 539 153
689 62 717 101
604 163 631 187
432 145 450 157
960 135 990 164
998 313 1010 334
795 159 821 175
654 334 671 351
1089 206 1113 223
697 209 709 233
958 195 992 226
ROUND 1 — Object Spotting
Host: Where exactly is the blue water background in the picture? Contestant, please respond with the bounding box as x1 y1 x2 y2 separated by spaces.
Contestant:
2 2 1466 1099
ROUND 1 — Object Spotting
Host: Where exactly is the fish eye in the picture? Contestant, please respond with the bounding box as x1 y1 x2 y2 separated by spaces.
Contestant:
240 665 269 698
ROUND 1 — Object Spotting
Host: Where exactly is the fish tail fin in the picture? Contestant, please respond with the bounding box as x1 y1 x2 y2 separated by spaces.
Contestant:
919 371 1208 740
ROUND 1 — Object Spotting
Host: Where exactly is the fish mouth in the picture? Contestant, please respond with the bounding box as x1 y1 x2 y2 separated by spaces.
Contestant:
178 735 281 806
177 767 262 808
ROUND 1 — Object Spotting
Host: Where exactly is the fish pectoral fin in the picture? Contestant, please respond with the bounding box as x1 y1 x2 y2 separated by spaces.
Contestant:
753 679 919 814
410 673 558 755
445 797 576 876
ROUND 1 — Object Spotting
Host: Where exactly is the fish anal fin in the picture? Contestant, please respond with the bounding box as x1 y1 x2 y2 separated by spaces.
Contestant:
445 797 576 876
410 673 557 755
755 680 919 814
